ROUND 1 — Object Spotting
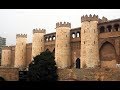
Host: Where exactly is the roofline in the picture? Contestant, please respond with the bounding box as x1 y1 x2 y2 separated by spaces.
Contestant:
98 18 120 24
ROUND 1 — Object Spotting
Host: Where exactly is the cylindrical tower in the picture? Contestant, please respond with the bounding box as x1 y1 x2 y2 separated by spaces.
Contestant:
14 34 27 70
1 46 12 67
81 14 99 68
55 22 71 69
32 28 46 60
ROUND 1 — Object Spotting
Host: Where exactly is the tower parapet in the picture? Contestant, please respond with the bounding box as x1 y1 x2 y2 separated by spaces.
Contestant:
81 14 98 22
56 22 71 28
33 28 46 34
98 16 108 23
2 46 12 50
16 34 27 38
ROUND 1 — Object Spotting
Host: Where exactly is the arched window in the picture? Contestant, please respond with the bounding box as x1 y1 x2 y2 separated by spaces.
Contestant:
49 36 52 41
114 24 119 31
107 25 112 32
100 26 105 33
72 33 75 38
45 37 48 42
76 32 80 37
52 36 55 40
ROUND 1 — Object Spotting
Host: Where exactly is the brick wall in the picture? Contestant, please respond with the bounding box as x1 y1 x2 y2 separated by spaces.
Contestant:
0 67 19 81
58 68 120 81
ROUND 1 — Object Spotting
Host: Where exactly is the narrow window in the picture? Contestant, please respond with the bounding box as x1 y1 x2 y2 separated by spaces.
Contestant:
84 41 85 44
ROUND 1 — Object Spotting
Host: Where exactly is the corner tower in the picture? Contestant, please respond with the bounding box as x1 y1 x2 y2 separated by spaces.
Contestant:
32 28 46 60
14 34 27 70
81 14 99 68
55 22 71 68
1 46 12 67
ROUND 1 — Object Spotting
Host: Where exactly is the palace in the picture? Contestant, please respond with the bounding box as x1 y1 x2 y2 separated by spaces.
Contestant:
1 14 120 71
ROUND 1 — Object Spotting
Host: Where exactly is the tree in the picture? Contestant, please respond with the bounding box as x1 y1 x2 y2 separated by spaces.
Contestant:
28 50 58 81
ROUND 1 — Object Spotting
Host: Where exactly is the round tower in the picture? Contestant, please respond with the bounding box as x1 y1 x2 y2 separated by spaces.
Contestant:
81 14 99 68
1 46 12 67
55 22 71 69
32 28 46 60
14 34 27 70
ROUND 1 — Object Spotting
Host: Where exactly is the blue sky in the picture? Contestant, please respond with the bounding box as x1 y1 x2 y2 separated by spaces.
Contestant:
0 9 120 46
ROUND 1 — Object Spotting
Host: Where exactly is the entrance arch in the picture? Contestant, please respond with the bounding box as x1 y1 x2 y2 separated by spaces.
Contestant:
76 58 80 69
99 41 117 68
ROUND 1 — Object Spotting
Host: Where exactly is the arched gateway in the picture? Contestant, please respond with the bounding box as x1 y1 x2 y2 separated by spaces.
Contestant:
99 41 117 68
76 58 80 69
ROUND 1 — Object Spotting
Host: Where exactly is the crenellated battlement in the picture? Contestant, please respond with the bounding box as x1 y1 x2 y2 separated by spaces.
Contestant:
33 28 46 34
56 22 71 28
81 14 99 22
2 46 12 50
98 16 108 23
16 34 27 38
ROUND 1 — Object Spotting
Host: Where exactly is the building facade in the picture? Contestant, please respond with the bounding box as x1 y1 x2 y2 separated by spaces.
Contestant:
0 36 6 65
1 14 120 70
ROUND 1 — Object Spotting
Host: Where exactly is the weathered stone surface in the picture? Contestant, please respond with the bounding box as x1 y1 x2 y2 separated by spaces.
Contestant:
14 35 27 69
1 14 120 74
81 20 99 68
55 25 71 69
0 67 19 81
32 29 46 59
1 48 12 67
58 68 120 81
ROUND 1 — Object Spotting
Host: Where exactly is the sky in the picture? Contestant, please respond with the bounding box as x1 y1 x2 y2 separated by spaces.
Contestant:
0 9 120 46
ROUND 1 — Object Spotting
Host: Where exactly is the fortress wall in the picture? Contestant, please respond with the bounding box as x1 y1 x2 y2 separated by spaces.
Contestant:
1 47 12 67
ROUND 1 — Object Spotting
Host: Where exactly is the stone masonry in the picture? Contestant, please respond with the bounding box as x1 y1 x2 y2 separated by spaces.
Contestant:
1 46 12 67
55 22 71 68
14 34 27 70
1 14 120 70
32 28 46 60
81 15 99 68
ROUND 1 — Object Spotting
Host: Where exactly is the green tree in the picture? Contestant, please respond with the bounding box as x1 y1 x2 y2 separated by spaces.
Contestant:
28 50 58 81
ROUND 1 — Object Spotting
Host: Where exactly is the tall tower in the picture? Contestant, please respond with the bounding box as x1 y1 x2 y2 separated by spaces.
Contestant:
1 46 12 67
32 28 46 60
81 14 99 68
14 34 27 70
55 22 71 69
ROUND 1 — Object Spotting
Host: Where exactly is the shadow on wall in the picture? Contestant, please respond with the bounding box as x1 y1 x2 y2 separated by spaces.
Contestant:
0 77 5 81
